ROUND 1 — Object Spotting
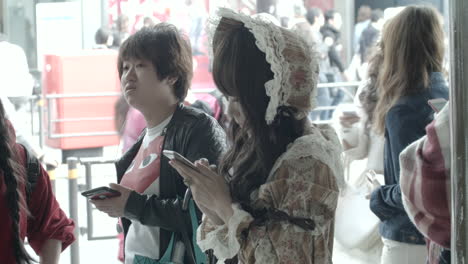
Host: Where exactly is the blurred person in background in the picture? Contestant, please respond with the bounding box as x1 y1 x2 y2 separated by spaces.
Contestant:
359 9 384 65
335 47 385 264
303 7 333 121
290 2 310 33
354 5 372 52
346 8 384 82
0 33 58 168
0 98 75 263
321 9 347 119
93 24 226 264
186 0 207 55
94 26 116 49
143 16 156 28
369 6 448 264
113 14 131 47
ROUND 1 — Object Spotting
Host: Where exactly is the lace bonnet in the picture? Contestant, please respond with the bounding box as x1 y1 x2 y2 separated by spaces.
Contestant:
209 8 319 124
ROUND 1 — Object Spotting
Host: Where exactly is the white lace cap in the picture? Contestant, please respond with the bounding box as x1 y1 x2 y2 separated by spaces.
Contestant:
208 8 319 124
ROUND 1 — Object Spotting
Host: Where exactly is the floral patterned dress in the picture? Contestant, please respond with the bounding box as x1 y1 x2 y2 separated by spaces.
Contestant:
197 124 343 263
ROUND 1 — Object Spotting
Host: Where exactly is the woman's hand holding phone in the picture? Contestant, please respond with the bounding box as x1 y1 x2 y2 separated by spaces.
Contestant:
163 150 199 172
428 98 447 113
168 156 232 225
339 111 360 128
365 170 381 199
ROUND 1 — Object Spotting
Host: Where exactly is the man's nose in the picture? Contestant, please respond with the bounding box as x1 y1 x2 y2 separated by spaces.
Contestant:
125 66 136 80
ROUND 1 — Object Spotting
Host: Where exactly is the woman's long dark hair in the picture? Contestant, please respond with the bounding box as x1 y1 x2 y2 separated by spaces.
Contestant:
212 18 306 207
0 99 34 263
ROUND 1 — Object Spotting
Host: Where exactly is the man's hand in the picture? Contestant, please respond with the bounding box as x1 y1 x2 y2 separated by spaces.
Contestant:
90 183 133 218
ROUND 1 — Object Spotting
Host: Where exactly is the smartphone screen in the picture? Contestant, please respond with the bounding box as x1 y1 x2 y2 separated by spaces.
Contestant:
81 187 121 200
428 98 447 113
162 150 199 172
342 110 358 116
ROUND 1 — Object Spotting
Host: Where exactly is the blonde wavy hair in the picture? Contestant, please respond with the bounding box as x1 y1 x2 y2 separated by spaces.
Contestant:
374 5 445 134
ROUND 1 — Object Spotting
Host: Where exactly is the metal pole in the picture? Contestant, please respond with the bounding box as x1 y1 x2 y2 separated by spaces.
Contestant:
46 164 56 194
84 163 93 239
38 97 44 148
47 97 52 139
449 0 468 263
29 97 35 136
67 157 80 264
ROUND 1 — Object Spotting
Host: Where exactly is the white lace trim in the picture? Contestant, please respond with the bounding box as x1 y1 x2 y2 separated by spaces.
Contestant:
268 124 345 189
207 8 319 124
197 203 253 261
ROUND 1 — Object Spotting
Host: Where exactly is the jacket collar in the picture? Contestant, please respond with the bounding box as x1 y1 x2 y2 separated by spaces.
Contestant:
115 103 186 181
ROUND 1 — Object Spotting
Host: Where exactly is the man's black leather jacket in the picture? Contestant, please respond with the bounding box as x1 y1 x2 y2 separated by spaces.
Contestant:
115 104 226 263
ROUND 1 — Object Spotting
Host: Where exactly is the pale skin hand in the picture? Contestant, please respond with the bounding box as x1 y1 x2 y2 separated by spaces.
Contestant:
90 183 133 218
339 113 360 128
39 239 61 264
169 158 233 225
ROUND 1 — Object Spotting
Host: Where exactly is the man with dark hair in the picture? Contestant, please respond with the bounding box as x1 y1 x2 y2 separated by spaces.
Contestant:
321 9 345 78
359 9 384 63
321 9 347 118
94 27 115 49
302 7 333 121
354 5 372 50
92 24 226 264
305 7 323 26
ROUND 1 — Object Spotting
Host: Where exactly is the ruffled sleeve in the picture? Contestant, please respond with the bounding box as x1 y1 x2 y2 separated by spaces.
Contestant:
197 157 339 263
197 203 253 260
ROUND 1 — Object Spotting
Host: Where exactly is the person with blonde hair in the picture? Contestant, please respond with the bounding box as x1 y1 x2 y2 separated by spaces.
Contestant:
369 5 449 264
170 8 343 263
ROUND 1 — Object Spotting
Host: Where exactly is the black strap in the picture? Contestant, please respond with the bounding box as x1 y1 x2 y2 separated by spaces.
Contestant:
172 198 197 264
250 207 315 231
21 145 40 202
239 207 316 243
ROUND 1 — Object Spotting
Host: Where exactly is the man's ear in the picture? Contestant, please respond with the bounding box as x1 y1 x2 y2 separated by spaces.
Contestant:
167 77 178 86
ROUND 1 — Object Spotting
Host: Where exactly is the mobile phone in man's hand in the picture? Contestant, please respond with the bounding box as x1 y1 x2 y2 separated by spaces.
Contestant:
81 187 121 200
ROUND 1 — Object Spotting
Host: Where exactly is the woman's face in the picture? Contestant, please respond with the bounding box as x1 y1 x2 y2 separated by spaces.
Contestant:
227 97 245 126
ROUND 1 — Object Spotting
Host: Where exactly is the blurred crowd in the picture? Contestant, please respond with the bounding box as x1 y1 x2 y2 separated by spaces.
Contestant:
0 2 454 264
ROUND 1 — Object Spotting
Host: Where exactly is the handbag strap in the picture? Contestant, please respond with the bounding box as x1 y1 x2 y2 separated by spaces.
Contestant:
158 234 176 262
188 199 207 264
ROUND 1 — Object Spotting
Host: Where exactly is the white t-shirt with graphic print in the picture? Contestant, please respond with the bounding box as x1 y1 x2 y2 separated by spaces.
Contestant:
121 115 172 264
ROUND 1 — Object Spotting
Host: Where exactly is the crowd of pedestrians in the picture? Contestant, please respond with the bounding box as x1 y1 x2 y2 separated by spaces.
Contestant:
0 3 455 264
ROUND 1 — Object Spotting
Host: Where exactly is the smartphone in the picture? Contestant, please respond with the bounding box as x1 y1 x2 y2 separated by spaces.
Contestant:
81 187 121 200
428 98 447 113
162 150 199 172
365 170 376 183
342 110 358 116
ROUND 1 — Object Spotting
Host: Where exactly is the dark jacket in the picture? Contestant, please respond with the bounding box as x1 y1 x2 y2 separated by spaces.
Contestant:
359 24 379 62
370 72 449 244
320 23 345 73
115 104 226 263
